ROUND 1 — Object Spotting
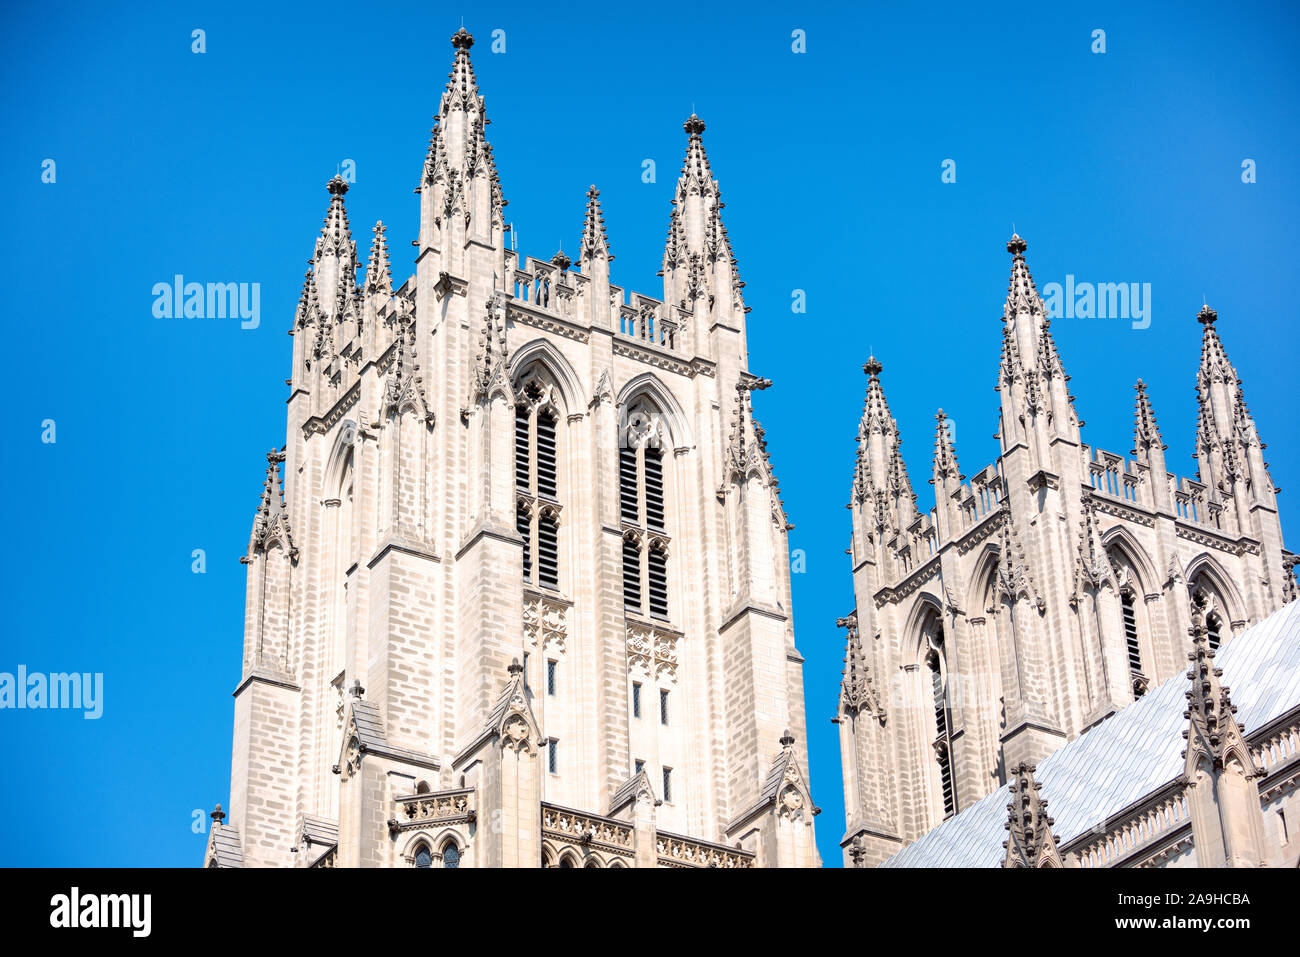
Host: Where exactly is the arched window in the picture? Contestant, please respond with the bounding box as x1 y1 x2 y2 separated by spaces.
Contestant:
414 844 432 868
515 375 564 591
921 616 956 820
620 400 671 620
442 842 460 869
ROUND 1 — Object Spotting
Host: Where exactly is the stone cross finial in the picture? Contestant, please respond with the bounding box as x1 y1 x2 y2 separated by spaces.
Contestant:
210 804 226 826
451 26 474 50
1197 303 1218 326
683 113 706 136
1006 233 1027 256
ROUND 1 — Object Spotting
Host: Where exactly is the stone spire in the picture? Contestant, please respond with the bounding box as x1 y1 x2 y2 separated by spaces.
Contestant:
1194 305 1273 506
853 357 915 531
1074 491 1116 593
246 450 296 560
996 234 1082 456
660 114 746 320
417 28 508 256
836 613 884 722
363 221 392 298
313 176 359 319
1181 594 1259 777
1132 379 1165 459
1002 763 1062 868
931 409 962 483
580 184 613 263
470 295 511 405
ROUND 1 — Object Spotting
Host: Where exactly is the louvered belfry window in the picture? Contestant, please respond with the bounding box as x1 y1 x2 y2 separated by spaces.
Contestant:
928 636 956 819
516 378 562 590
620 409 670 620
1121 590 1145 695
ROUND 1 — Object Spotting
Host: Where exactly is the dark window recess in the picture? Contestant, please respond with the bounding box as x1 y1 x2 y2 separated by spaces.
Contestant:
516 505 532 582
938 749 955 817
930 650 956 817
1207 612 1222 652
644 448 665 531
547 659 557 696
537 514 559 590
619 448 639 524
659 689 669 726
648 546 668 618
632 682 642 718
536 410 558 499
514 406 530 492
930 662 947 740
622 539 642 613
1122 591 1143 675
662 766 672 803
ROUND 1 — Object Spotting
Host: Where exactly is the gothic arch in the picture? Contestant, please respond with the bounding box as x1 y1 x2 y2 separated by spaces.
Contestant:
1100 527 1160 598
616 372 694 450
1184 553 1247 626
323 421 357 500
904 592 945 659
508 338 584 415
399 827 465 866
965 545 1002 615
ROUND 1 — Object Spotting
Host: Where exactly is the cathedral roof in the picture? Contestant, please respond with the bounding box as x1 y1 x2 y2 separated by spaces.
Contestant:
880 599 1300 867
205 820 244 868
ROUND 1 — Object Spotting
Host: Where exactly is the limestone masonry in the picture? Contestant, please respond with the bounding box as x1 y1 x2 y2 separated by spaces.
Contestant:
207 27 818 868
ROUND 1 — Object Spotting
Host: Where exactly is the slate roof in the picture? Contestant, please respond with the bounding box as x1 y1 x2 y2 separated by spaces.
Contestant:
346 700 441 770
881 599 1300 867
207 824 244 868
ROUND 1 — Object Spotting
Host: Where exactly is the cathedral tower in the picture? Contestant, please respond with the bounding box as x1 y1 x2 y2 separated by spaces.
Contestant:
836 235 1295 867
208 28 819 869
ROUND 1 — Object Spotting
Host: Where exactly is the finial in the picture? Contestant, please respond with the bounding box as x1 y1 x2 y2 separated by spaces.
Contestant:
1006 233 1027 256
863 355 883 378
349 678 365 699
451 26 474 50
684 113 706 136
779 728 795 749
327 175 349 196
551 249 571 271
508 657 524 676
1197 303 1218 326
210 804 226 826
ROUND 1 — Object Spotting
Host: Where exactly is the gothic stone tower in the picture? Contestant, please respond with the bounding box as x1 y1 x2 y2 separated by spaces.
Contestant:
207 28 819 869
835 234 1296 867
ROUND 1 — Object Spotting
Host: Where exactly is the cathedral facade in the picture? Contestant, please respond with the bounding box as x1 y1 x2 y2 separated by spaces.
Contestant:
836 234 1299 867
205 28 818 869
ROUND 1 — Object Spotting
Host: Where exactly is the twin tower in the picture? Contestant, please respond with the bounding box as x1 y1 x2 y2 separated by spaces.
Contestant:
206 29 1294 868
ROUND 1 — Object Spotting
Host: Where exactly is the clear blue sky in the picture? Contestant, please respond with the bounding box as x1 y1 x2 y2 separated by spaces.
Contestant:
2 0 1297 867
